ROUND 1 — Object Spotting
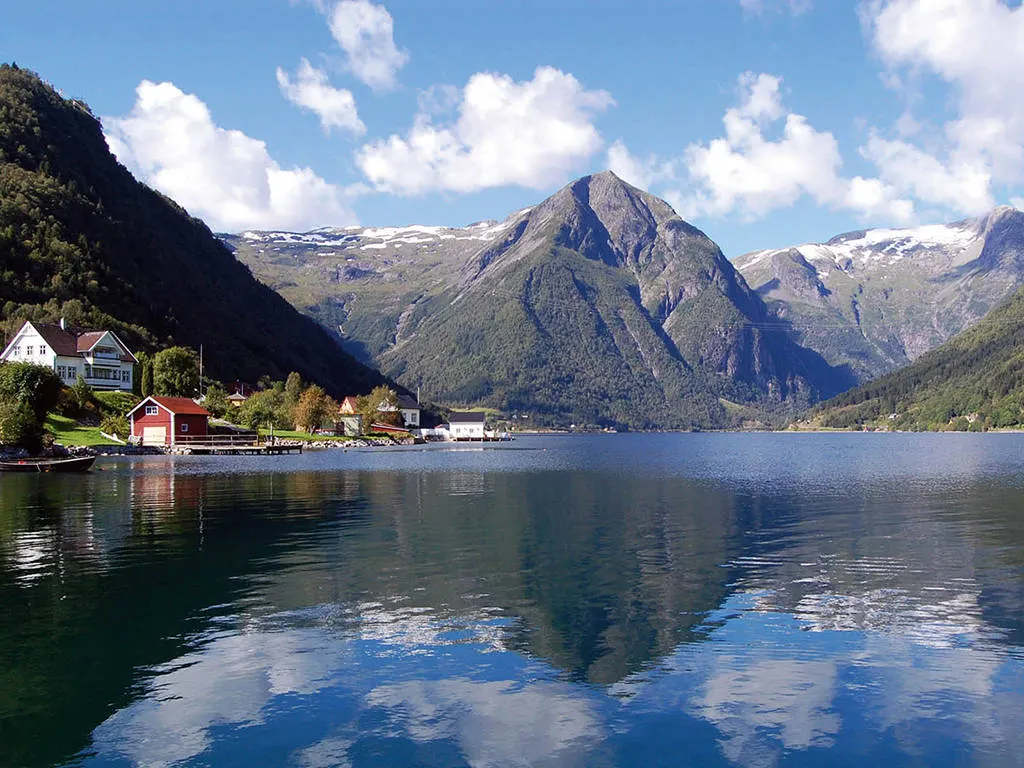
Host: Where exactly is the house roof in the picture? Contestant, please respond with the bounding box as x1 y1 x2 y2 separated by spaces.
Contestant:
128 396 210 417
339 395 360 413
448 411 486 423
76 331 107 352
370 423 411 434
397 394 421 410
30 323 80 356
227 392 248 401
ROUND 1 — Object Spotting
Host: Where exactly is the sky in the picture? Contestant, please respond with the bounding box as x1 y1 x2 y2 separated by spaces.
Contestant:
4 0 1024 257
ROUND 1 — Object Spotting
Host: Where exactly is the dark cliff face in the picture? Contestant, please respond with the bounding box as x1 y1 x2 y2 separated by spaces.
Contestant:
374 172 849 428
0 64 389 395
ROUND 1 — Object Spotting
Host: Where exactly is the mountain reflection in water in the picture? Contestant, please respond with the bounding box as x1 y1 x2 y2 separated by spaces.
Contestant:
0 434 1022 768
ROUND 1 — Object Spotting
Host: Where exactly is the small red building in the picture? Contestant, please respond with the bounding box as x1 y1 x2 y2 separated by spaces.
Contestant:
127 396 210 446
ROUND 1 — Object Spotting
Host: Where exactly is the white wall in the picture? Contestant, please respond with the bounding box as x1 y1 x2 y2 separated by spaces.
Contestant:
451 423 485 439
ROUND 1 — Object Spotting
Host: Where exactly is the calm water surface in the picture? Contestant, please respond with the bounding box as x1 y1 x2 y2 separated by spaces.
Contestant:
2 434 1024 767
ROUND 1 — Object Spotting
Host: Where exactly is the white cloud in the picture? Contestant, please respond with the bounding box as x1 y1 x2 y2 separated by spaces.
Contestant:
864 0 1024 213
668 72 913 223
861 132 993 214
327 0 408 91
104 81 358 232
606 140 676 192
355 66 614 195
740 0 813 16
276 58 365 135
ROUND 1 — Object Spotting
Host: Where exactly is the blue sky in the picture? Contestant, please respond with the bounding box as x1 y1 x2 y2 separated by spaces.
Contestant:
4 0 1024 257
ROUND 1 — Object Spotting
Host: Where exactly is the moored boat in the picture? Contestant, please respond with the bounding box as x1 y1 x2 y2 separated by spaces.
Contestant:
0 455 96 473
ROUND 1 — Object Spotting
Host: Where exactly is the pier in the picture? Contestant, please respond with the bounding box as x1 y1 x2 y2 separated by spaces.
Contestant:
173 434 303 455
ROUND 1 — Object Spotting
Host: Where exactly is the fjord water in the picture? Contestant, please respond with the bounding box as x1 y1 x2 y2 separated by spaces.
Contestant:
2 435 1024 768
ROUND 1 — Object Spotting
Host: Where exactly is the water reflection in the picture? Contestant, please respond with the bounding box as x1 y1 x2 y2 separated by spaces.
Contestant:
0 436 1022 767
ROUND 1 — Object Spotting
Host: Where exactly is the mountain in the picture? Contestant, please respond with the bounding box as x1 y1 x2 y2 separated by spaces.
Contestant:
734 208 1024 383
807 286 1024 430
229 172 851 429
0 64 385 395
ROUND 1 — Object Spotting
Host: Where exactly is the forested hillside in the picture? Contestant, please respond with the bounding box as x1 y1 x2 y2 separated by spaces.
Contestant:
0 64 385 395
808 287 1024 430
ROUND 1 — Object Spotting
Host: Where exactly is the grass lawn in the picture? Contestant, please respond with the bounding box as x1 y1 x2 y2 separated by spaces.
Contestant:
450 406 503 416
45 414 120 446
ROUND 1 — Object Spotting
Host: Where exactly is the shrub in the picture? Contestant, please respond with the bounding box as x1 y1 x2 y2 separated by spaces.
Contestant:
99 414 129 440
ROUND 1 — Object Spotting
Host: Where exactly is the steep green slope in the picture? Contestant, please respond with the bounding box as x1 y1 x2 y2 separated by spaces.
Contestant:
0 64 385 395
809 287 1024 430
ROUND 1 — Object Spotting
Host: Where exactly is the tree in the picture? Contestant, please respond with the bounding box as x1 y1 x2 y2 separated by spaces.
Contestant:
359 385 400 431
237 389 290 430
0 362 63 452
284 371 304 410
152 346 199 397
203 382 229 419
71 374 92 413
134 351 151 397
141 356 153 397
293 384 336 433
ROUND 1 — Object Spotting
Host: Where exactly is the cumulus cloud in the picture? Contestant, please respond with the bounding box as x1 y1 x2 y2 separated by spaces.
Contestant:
355 66 614 195
327 0 408 91
864 0 1024 214
606 140 676 192
276 58 365 135
666 72 913 222
104 81 358 232
861 132 993 214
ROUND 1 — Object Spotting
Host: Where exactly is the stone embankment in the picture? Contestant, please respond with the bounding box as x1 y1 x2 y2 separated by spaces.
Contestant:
304 436 419 449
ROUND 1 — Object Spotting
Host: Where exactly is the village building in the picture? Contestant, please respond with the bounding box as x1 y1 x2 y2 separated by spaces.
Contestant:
448 412 487 441
0 319 137 391
397 394 422 428
337 395 363 436
127 396 210 446
227 392 248 408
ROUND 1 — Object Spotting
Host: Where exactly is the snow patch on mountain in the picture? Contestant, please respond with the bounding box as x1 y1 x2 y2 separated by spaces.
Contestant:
738 220 985 277
239 218 514 253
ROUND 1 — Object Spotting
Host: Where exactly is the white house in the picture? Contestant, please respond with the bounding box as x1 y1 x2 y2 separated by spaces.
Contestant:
370 392 422 428
448 412 486 440
0 319 137 391
397 394 421 428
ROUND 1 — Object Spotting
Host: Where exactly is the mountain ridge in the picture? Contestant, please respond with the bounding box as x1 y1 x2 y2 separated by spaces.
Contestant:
230 171 850 429
734 207 1024 383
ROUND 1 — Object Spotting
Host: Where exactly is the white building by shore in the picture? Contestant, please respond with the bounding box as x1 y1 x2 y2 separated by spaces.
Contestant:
1 319 137 391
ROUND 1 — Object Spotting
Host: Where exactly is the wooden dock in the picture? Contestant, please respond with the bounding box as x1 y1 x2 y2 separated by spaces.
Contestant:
174 434 303 456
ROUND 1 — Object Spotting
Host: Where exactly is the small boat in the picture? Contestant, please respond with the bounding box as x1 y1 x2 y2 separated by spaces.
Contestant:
0 455 97 473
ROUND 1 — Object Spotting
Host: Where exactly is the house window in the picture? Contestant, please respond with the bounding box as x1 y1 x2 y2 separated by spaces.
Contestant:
121 370 130 382
145 405 159 416
25 346 33 355
180 423 189 433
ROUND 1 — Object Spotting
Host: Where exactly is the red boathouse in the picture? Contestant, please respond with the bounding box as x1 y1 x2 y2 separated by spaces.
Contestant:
127 396 210 446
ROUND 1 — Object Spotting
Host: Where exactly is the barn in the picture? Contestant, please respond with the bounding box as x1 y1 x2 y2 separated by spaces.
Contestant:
127 396 210 446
